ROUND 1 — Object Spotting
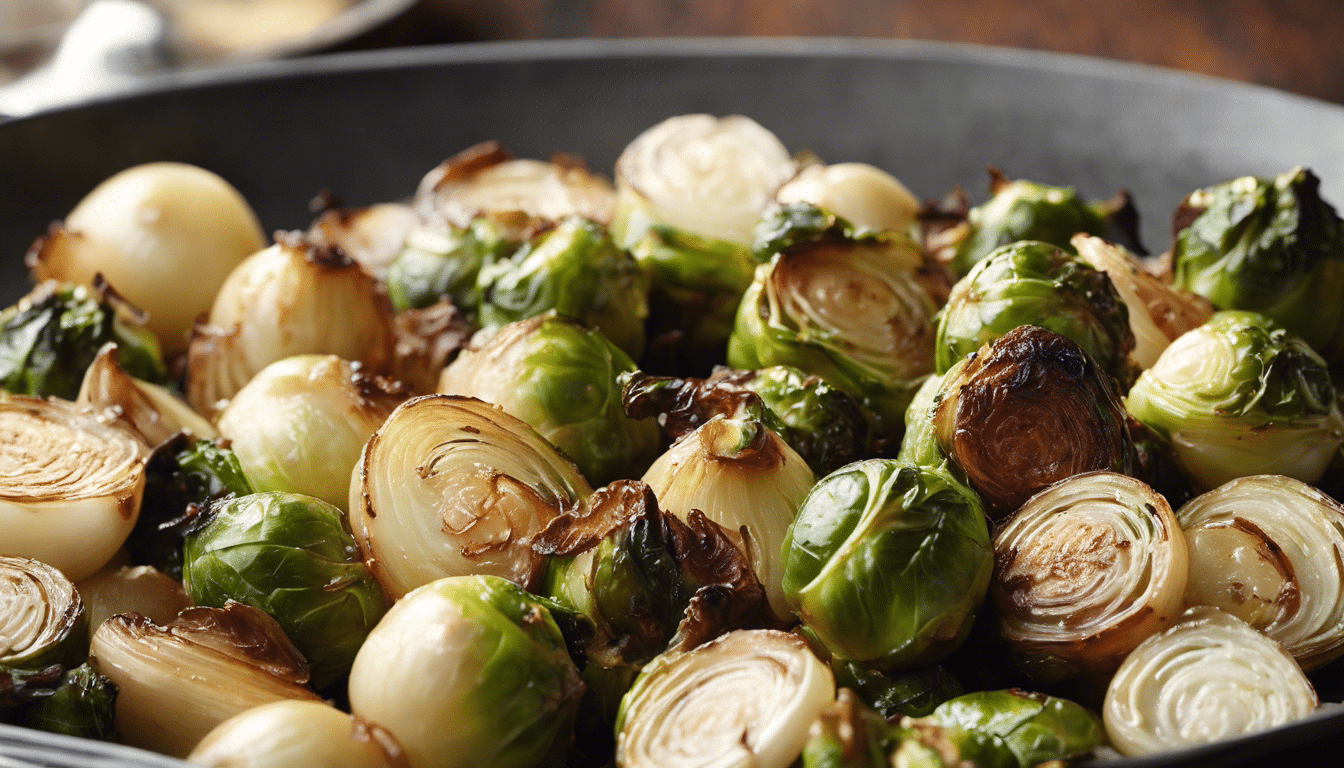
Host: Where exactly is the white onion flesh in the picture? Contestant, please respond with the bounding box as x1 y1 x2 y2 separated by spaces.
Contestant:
187 236 396 417
615 629 834 768
0 397 147 581
775 162 921 232
308 202 418 280
28 162 267 356
641 417 815 620
75 563 191 642
78 342 218 447
1072 235 1213 369
1178 474 1344 670
0 556 84 668
189 700 404 768
614 114 795 246
349 395 592 598
1103 606 1317 756
991 471 1189 681
217 354 406 510
89 606 322 758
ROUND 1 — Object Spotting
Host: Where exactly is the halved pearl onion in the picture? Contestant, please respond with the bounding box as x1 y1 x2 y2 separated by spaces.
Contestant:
1103 606 1317 756
615 629 834 768
189 700 405 768
0 556 85 669
991 471 1189 681
0 397 147 581
776 162 921 233
1178 475 1344 670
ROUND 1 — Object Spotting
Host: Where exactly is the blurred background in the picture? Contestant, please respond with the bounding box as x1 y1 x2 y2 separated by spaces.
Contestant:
3 0 1343 114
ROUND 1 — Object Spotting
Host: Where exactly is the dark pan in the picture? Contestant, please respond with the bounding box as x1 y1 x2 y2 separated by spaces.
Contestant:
1 37 1344 767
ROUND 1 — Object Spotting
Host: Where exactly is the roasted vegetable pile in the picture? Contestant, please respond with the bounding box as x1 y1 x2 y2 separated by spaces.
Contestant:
4 119 1344 768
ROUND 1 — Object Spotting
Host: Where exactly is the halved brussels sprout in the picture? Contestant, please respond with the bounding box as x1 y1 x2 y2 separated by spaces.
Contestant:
441 314 659 486
187 233 396 417
387 218 518 313
0 396 147 580
1178 475 1344 670
17 664 118 741
641 414 815 619
615 629 834 768
935 240 1136 385
348 574 584 768
800 688 900 768
1072 234 1213 369
415 140 616 230
476 217 648 360
0 280 166 400
190 699 405 768
937 169 1112 277
537 481 778 668
217 355 407 510
89 603 323 758
991 472 1189 681
920 689 1104 767
183 491 388 689
728 203 938 439
1103 606 1318 756
831 661 964 720
0 557 87 671
1127 310 1344 489
78 343 217 447
27 161 267 356
350 395 592 598
1171 166 1344 352
131 434 254 579
932 325 1135 518
782 460 992 670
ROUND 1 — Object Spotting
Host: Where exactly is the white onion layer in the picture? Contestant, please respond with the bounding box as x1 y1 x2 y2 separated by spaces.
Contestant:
991 472 1189 680
616 629 834 768
1178 474 1344 670
1103 606 1317 756
775 162 921 232
189 701 403 768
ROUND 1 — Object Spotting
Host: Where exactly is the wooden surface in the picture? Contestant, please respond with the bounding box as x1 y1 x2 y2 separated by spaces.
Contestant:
343 0 1344 105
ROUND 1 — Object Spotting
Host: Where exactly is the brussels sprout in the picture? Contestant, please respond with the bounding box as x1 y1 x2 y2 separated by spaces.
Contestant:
217 355 407 510
1171 166 1344 352
932 325 1135 518
831 661 964 720
387 218 518 313
0 280 166 400
636 226 759 374
536 481 778 668
615 630 834 768
782 460 991 671
440 314 659 486
0 557 87 671
183 491 387 689
942 169 1112 277
477 217 648 360
348 575 584 768
935 240 1136 385
728 203 938 440
801 689 899 768
132 434 253 578
896 372 947 468
921 689 1104 767
1127 310 1344 489
18 664 119 741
